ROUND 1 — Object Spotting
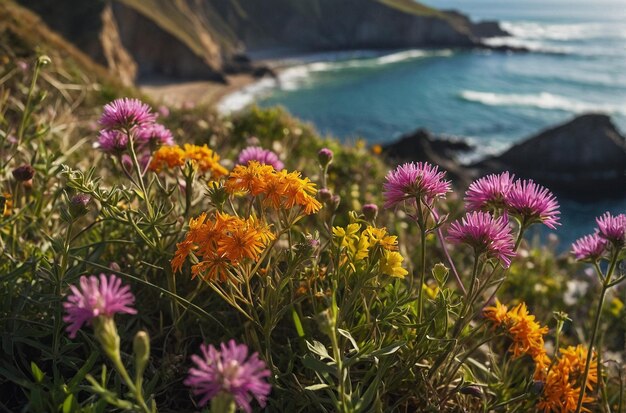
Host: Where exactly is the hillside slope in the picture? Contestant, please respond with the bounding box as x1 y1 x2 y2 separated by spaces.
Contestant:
16 0 502 82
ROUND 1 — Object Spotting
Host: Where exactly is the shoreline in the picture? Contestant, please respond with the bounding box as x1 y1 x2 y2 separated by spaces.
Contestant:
139 73 260 109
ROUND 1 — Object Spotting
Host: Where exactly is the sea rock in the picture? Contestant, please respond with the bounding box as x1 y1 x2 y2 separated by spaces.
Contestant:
474 114 626 199
382 128 474 183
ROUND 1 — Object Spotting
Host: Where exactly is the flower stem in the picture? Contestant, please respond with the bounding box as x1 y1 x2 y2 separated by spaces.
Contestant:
575 251 620 413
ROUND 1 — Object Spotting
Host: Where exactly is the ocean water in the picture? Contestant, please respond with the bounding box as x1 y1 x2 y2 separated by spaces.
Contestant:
219 0 626 248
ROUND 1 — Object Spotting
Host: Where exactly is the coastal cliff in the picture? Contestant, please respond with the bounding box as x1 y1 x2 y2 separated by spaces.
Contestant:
16 0 507 83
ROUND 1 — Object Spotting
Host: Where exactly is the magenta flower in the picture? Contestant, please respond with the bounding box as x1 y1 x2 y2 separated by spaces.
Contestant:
318 148 334 166
237 146 284 171
136 123 174 147
97 130 129 154
571 233 608 261
185 340 271 412
99 98 156 130
505 179 560 229
63 274 137 338
383 162 451 209
596 212 626 247
447 211 516 267
465 172 515 212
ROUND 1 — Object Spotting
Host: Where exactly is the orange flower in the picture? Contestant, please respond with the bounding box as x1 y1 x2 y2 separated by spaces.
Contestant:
484 300 550 378
172 211 274 282
150 144 227 178
538 345 597 413
225 162 322 215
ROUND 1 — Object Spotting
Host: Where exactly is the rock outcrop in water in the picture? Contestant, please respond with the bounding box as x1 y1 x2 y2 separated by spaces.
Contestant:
16 0 509 83
474 114 626 199
382 128 474 184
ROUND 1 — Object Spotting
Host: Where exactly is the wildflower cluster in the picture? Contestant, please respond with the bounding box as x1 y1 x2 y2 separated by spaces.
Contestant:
149 143 228 177
332 223 407 277
484 299 550 376
172 211 275 282
538 345 598 413
225 161 322 215
465 172 560 229
237 145 284 171
572 212 626 261
97 98 173 156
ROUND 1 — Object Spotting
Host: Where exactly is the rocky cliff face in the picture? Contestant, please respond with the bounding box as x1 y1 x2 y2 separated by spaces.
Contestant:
16 0 503 83
474 114 626 199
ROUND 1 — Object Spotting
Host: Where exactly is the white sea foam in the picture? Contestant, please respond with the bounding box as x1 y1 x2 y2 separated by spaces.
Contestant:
218 49 454 113
217 77 277 114
460 90 626 115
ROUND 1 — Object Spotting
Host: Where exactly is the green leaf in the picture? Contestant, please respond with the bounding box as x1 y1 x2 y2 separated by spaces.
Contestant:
307 340 332 361
338 329 359 352
305 383 331 391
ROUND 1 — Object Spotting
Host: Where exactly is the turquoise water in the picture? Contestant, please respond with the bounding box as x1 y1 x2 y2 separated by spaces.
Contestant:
237 0 626 247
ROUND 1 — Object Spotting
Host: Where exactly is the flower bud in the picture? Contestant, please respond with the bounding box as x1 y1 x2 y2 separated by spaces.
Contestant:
133 331 151 379
318 148 333 167
92 316 120 360
69 193 91 218
12 164 35 182
318 188 332 203
362 203 378 221
37 55 51 67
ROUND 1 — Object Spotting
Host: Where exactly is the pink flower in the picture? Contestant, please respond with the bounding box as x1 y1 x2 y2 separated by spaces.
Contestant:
447 211 516 267
505 179 560 229
136 123 174 147
63 274 137 338
237 146 284 171
596 212 626 247
571 233 608 261
383 162 451 209
185 340 271 412
97 130 128 154
465 172 515 212
99 98 156 130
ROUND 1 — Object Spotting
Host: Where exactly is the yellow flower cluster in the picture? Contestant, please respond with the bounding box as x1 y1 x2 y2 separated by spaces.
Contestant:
149 144 228 177
172 211 275 282
538 345 597 413
225 161 321 215
484 300 550 377
332 223 407 278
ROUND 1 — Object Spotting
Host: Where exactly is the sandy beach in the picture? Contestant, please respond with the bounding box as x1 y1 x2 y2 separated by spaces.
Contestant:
139 73 258 108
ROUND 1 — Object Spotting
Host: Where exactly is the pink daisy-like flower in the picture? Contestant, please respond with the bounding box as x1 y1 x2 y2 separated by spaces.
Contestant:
447 211 516 267
505 179 560 229
63 274 137 338
571 233 608 261
185 340 271 412
97 130 128 154
383 162 451 209
99 98 156 130
237 146 284 171
136 123 174 147
465 172 515 212
596 212 626 247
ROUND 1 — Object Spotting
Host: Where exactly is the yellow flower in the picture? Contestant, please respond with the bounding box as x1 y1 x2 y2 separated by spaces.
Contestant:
379 250 408 278
363 226 398 251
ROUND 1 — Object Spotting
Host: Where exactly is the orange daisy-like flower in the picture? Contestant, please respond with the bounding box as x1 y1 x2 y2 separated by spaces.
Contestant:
172 211 275 282
225 161 322 215
538 345 597 413
484 300 550 378
149 144 227 178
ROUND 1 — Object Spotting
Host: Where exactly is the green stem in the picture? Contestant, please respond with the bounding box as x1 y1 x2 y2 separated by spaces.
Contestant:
17 59 43 145
575 251 620 413
126 130 154 220
418 227 426 323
